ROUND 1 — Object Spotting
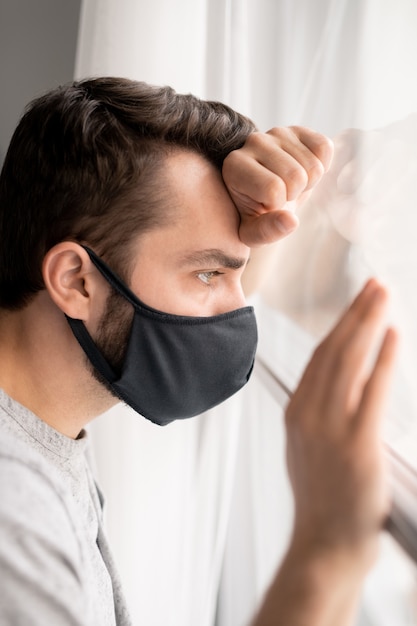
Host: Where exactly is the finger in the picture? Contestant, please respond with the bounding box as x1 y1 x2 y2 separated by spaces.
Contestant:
322 278 386 347
223 128 332 210
288 280 387 422
285 126 334 175
255 127 331 196
223 151 288 213
354 327 398 434
320 283 390 417
239 210 299 247
260 129 322 196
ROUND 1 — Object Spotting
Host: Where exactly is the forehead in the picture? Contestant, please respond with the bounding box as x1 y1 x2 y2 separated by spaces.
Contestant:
133 150 250 265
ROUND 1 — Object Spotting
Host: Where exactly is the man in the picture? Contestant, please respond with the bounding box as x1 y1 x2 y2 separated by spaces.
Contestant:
0 77 397 625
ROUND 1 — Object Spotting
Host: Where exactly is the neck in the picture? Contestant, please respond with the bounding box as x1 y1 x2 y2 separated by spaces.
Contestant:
0 294 117 438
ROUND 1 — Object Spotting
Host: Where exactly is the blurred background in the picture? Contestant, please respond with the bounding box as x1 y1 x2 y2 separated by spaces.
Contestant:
2 1 417 624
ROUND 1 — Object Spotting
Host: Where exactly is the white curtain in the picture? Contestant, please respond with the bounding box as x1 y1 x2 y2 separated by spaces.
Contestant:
76 1 417 625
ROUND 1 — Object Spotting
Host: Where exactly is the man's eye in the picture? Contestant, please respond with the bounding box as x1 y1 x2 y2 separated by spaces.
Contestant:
196 271 223 285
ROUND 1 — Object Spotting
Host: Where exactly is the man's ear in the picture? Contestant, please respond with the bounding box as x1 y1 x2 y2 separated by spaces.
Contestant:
42 242 105 321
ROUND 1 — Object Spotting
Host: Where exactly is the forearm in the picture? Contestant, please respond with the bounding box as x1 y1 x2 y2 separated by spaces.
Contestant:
251 542 364 626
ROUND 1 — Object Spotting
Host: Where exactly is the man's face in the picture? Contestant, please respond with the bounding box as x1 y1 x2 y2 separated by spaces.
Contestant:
94 150 251 376
128 150 250 317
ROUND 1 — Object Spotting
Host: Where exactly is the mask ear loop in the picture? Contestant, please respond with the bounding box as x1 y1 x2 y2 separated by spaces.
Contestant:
65 315 118 383
81 246 140 308
64 245 129 383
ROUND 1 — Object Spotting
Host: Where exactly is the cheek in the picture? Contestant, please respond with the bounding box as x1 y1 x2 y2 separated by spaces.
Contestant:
84 281 112 336
181 276 248 317
94 291 134 373
131 269 199 315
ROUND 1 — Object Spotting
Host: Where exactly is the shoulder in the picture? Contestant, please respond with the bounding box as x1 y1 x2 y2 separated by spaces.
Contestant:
0 431 91 622
0 428 82 548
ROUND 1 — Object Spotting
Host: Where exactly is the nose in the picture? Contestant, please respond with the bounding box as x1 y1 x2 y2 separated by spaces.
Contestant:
212 283 247 316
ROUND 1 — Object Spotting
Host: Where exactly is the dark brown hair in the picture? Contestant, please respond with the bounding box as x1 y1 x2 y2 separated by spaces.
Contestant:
0 77 255 309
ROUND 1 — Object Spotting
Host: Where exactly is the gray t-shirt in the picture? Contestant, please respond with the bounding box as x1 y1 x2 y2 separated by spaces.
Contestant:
0 389 132 625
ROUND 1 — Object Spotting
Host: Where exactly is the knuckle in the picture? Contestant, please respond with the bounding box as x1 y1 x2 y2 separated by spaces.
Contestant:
315 136 335 168
223 148 242 171
222 150 247 184
289 126 334 169
287 124 304 137
266 126 289 141
244 131 271 150
306 159 325 187
285 164 309 197
264 175 287 206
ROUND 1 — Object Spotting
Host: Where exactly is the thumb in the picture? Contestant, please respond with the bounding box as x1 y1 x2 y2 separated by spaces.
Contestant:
239 210 299 247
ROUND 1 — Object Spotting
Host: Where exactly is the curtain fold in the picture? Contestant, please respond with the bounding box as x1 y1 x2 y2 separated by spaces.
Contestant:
76 0 208 95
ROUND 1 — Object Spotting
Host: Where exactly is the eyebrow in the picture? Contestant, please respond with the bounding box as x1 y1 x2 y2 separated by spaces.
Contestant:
177 248 249 270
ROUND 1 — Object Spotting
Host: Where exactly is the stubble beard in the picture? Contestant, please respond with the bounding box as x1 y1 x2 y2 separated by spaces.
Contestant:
87 289 134 401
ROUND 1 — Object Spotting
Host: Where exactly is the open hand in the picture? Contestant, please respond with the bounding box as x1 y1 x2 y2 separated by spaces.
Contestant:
285 279 398 571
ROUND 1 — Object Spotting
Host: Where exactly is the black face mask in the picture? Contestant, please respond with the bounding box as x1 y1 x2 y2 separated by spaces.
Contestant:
66 247 258 426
